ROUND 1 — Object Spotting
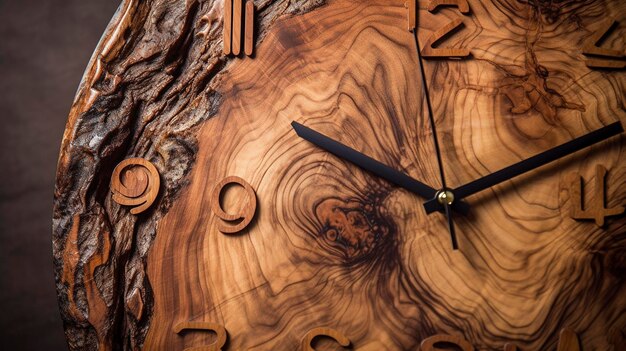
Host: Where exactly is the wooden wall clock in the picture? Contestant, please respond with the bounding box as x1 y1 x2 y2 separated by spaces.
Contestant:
53 0 626 350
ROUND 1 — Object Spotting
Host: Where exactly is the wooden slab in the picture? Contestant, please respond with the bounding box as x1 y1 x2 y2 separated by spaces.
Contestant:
53 0 626 350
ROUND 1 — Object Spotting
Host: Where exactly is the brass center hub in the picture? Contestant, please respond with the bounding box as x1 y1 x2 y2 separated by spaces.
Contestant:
436 190 455 206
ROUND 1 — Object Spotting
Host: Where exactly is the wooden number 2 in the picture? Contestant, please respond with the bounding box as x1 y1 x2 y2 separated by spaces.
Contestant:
301 327 351 351
582 18 626 69
174 322 228 351
211 176 257 234
422 0 472 58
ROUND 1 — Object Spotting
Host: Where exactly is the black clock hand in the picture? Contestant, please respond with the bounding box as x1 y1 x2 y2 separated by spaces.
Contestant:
292 121 471 214
424 121 624 214
411 17 458 249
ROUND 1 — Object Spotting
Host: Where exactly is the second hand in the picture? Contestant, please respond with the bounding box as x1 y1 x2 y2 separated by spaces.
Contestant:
410 10 459 250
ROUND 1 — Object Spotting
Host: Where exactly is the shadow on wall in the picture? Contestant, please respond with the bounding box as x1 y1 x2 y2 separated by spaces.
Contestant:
0 0 119 350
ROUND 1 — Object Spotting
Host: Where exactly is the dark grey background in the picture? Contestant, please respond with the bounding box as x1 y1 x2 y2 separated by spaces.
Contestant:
0 0 120 349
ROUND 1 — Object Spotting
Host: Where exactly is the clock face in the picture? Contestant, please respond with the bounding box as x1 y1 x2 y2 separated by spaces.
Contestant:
53 0 626 350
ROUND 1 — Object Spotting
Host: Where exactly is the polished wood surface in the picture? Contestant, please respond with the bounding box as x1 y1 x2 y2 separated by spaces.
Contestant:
54 0 626 349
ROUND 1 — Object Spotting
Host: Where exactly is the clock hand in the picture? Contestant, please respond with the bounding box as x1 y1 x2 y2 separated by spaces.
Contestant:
292 121 470 214
423 121 624 214
411 16 458 249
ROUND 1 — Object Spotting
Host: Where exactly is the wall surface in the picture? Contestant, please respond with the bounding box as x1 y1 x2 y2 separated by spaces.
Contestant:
0 0 119 349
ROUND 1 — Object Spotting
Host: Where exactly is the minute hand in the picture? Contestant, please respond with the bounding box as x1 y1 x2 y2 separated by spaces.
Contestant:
424 121 624 214
292 121 471 213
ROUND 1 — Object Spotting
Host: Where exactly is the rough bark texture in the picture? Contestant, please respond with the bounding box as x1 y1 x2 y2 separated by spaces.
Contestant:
53 0 325 349
54 0 625 350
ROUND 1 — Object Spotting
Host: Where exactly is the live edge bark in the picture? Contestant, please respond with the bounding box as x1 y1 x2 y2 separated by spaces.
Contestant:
53 1 325 349
53 0 626 350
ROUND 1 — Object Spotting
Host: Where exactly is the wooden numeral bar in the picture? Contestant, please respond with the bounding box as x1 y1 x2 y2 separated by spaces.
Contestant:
232 0 243 55
301 327 351 351
406 0 416 32
223 0 233 55
244 0 255 56
585 58 626 69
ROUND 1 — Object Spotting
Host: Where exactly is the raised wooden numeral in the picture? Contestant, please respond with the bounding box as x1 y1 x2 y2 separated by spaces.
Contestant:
223 0 233 55
232 0 243 55
584 58 626 69
569 165 624 226
110 158 160 214
301 327 351 351
428 0 470 14
406 0 416 32
174 322 228 351
422 0 471 58
244 1 255 56
223 0 255 56
211 176 257 233
421 334 473 351
582 18 626 68
422 18 470 58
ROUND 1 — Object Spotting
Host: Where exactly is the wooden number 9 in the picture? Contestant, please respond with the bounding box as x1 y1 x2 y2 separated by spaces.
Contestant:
301 327 351 351
211 176 257 234
174 322 228 351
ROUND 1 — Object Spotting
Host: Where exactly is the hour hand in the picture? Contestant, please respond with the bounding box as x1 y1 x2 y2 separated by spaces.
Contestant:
292 121 469 214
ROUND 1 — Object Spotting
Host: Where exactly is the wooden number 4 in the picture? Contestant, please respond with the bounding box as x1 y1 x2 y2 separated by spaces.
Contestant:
569 165 624 226
582 18 626 69
406 0 471 58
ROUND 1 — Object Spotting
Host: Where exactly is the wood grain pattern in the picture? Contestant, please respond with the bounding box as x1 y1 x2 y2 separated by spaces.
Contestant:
556 329 580 351
419 0 626 349
54 0 626 350
53 0 327 349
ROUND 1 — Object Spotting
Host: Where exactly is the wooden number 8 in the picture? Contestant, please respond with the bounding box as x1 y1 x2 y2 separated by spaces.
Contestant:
211 176 257 234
